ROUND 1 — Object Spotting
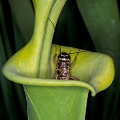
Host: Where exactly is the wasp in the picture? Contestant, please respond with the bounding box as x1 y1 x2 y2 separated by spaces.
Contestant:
53 47 80 80
47 18 80 80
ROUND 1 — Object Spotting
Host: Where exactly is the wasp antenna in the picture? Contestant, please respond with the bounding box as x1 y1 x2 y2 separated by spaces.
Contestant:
69 50 87 54
59 45 62 53
69 52 79 54
93 48 115 55
47 18 55 29
103 48 115 54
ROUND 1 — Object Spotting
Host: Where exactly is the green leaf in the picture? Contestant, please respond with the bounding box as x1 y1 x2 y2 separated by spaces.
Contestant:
24 86 88 120
76 0 120 53
76 0 120 119
8 0 34 43
0 35 18 120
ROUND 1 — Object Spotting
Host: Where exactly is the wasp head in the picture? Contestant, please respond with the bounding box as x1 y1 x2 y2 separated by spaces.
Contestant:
58 52 71 62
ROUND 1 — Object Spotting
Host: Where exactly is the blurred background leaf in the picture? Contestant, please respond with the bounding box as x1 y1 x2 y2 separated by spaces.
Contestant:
76 0 120 120
0 0 120 120
0 0 33 119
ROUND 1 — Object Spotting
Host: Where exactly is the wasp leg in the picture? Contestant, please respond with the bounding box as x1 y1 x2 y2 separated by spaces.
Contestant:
70 76 80 81
53 45 60 65
53 54 57 79
54 74 58 79
71 51 79 68
53 54 57 65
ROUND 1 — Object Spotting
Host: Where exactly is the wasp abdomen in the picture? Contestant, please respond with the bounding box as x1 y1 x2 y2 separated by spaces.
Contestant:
56 62 71 80
54 51 79 80
55 52 71 80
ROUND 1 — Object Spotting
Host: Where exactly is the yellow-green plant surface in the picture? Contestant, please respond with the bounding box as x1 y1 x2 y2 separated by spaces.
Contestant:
2 44 115 95
2 0 115 120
